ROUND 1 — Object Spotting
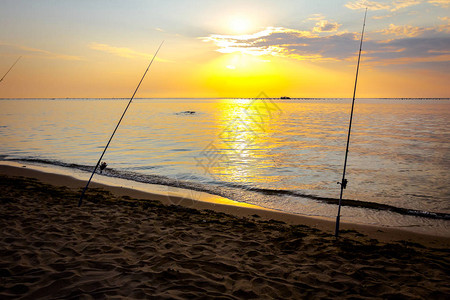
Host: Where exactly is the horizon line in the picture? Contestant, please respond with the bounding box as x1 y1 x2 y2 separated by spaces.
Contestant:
1 97 449 100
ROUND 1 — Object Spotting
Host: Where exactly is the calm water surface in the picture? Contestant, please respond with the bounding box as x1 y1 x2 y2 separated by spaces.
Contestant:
1 98 449 235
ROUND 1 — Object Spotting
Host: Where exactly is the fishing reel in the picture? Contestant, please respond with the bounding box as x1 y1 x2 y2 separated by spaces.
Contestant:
337 178 348 189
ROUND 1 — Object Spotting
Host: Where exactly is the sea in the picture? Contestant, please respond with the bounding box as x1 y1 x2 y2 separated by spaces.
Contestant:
1 98 449 236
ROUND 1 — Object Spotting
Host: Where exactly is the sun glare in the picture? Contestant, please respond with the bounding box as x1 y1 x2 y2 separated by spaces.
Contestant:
229 16 251 34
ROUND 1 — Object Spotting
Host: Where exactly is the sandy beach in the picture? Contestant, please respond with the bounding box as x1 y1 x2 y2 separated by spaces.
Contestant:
1 165 449 299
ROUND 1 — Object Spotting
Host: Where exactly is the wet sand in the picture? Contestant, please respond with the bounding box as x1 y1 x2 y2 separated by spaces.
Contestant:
0 165 449 298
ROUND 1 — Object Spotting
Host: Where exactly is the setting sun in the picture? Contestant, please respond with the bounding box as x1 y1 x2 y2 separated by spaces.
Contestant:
229 16 252 34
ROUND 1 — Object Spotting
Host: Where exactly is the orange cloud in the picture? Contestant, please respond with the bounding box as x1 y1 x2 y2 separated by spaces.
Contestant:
370 53 450 65
89 43 170 62
391 0 422 11
428 0 450 8
313 20 341 32
0 42 81 61
345 0 392 11
345 0 421 11
372 14 393 19
89 43 148 58
377 24 428 37
306 14 326 21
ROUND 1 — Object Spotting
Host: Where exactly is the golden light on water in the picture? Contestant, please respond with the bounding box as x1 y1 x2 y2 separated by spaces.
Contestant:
205 98 283 185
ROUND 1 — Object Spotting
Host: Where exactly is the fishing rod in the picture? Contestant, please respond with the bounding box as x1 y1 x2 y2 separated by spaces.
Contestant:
335 9 367 238
0 56 21 83
78 41 164 207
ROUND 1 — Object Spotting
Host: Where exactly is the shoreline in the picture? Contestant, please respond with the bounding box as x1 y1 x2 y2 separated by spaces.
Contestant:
1 163 448 248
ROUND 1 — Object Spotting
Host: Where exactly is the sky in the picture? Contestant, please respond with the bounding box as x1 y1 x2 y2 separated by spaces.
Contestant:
0 0 449 98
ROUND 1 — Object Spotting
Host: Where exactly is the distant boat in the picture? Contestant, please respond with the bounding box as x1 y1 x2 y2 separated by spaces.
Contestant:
280 96 291 99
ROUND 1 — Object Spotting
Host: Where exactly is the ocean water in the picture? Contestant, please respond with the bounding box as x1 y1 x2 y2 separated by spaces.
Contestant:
1 98 449 235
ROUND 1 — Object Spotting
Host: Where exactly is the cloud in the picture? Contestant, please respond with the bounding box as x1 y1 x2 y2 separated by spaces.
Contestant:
391 0 422 11
428 0 450 7
306 14 326 21
437 17 450 33
313 20 341 32
204 27 361 62
0 43 82 61
377 24 429 37
203 22 450 68
366 36 450 66
89 43 170 62
90 43 148 58
377 18 450 37
345 0 392 11
372 14 393 19
203 27 314 57
345 0 421 11
304 15 341 33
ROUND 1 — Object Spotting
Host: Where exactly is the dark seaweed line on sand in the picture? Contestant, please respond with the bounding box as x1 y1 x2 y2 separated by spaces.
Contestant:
240 186 450 221
7 158 450 221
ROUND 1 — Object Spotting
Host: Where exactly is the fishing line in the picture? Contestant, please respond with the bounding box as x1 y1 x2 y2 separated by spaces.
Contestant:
78 41 164 207
0 56 21 83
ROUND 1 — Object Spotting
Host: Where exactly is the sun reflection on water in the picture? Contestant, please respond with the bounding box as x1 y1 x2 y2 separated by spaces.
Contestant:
205 98 283 186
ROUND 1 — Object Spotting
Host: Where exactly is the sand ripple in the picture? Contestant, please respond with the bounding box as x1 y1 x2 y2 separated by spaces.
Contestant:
1 175 449 299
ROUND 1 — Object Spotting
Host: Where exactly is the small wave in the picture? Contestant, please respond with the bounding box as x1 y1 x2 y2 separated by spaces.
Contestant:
15 158 94 173
5 158 450 221
216 182 450 220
